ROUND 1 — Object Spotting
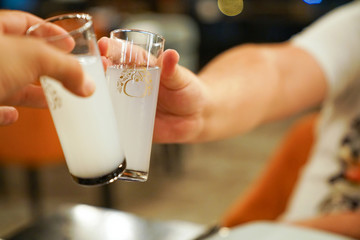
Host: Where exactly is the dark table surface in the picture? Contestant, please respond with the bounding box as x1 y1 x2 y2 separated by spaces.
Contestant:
6 204 349 240
6 204 206 240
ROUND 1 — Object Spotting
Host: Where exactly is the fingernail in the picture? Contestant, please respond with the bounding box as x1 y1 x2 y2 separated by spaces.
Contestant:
0 107 18 126
82 74 96 96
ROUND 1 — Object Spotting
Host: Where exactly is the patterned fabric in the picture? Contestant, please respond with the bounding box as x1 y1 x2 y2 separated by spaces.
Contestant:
319 118 360 214
281 1 360 221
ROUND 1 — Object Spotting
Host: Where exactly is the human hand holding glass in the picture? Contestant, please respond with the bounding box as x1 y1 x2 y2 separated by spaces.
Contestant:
98 35 208 144
0 10 94 125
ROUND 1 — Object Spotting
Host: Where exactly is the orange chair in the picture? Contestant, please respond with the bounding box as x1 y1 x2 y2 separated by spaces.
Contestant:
0 107 65 218
0 107 64 166
221 112 318 227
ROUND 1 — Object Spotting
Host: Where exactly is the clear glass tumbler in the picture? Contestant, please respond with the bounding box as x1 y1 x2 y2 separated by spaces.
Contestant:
105 29 165 182
27 13 126 186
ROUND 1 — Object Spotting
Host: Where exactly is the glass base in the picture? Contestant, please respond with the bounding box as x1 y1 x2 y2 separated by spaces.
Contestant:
119 169 148 182
71 160 126 186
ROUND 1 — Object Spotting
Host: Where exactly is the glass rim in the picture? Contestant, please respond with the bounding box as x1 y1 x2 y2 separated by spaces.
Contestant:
26 13 93 41
110 28 165 44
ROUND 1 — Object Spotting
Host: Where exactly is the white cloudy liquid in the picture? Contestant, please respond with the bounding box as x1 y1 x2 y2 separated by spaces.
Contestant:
41 56 124 179
106 66 160 173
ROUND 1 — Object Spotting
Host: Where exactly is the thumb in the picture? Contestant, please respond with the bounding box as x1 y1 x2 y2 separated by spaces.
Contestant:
160 49 193 90
159 49 185 90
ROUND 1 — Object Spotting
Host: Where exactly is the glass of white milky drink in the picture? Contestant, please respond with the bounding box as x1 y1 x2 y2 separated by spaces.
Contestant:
105 29 165 182
26 13 126 186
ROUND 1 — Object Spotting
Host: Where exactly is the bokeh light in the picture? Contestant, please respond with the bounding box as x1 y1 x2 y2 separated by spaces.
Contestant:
303 0 322 4
218 0 244 16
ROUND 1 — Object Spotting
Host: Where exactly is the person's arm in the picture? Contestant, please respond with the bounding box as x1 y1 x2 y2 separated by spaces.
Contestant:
151 42 326 143
293 211 360 239
196 42 327 142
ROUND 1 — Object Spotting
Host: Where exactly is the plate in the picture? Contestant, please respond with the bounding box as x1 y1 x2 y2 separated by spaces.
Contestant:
206 221 354 240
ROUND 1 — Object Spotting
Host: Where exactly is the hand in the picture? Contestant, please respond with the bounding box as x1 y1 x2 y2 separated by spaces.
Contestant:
98 37 209 143
0 10 96 125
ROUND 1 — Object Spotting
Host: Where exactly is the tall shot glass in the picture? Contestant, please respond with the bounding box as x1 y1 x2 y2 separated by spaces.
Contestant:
26 13 126 186
105 29 165 182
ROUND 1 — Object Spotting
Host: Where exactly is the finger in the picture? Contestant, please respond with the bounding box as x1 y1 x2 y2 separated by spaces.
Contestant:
0 10 43 35
98 37 110 57
27 21 76 53
2 85 47 108
101 56 112 72
160 49 192 90
98 36 157 67
32 39 96 97
0 10 75 52
98 37 121 60
0 106 19 126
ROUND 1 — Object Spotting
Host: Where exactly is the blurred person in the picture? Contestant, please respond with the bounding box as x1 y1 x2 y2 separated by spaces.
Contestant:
0 10 95 126
100 0 360 238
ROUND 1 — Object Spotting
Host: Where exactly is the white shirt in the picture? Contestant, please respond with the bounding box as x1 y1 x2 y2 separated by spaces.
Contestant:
281 0 360 221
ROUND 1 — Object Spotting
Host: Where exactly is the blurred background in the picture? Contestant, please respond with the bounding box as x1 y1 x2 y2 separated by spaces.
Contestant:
0 0 352 238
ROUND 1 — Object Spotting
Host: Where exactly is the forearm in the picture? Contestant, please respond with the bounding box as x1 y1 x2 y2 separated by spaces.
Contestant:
292 211 360 239
196 43 327 141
